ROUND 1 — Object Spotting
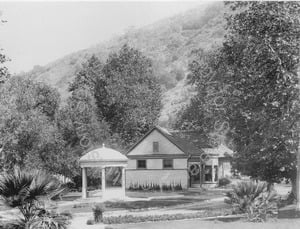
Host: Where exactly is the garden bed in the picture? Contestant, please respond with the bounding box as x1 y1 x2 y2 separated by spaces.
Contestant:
102 208 233 224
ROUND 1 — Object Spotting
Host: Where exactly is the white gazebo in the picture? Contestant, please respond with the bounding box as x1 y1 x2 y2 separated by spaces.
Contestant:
79 144 128 200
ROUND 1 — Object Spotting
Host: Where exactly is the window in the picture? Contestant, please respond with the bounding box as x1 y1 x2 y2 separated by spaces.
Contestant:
163 159 173 169
137 160 147 169
153 141 159 152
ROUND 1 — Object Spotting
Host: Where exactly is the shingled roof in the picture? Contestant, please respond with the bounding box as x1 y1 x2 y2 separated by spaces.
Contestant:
126 126 204 156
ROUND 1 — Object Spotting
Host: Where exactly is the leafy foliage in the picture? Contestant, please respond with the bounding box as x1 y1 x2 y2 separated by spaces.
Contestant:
221 1 300 185
69 45 162 147
93 203 105 223
0 15 9 85
27 211 70 229
0 168 67 227
218 177 231 187
0 77 63 171
128 182 183 192
225 181 279 222
177 1 300 188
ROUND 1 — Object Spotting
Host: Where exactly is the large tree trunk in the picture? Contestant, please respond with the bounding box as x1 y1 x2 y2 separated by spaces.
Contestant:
291 176 297 200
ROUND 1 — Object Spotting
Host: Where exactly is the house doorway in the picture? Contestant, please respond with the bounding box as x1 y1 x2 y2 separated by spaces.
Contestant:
188 163 201 188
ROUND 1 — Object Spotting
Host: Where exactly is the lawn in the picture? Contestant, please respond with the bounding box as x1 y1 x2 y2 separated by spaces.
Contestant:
104 197 205 210
57 189 227 214
62 196 213 214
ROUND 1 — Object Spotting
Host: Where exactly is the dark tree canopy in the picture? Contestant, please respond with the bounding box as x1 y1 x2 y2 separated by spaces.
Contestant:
223 1 300 183
69 45 162 147
176 1 300 185
0 77 62 171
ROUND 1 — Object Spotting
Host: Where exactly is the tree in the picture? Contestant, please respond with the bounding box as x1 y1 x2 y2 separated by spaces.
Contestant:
0 13 9 85
34 82 61 120
56 87 121 179
174 49 234 148
0 77 64 174
69 45 162 147
98 44 162 146
222 1 300 189
0 52 9 85
177 1 300 194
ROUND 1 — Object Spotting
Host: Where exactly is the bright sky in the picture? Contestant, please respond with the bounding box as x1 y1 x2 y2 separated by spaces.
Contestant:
0 1 208 74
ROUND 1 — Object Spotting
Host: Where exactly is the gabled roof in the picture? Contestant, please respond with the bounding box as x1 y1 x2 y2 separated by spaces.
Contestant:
126 126 204 156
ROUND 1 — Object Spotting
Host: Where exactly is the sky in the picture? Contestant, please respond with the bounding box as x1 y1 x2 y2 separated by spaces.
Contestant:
0 1 208 74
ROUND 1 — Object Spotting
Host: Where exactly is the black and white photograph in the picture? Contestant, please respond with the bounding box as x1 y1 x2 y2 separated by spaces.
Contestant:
0 0 300 228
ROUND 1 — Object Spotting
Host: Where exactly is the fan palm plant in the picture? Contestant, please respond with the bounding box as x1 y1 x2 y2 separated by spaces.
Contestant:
0 168 65 224
27 211 69 229
225 180 279 221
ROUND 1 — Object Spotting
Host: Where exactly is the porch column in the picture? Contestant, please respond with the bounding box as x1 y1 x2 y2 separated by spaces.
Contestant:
82 167 87 199
101 167 106 197
212 159 215 183
122 167 126 195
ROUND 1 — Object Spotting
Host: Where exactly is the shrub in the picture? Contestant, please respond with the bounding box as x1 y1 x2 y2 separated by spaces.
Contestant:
0 168 65 224
174 183 183 191
103 208 232 224
28 211 70 229
225 181 279 222
0 221 26 229
93 203 105 223
218 177 231 187
86 219 94 225
128 182 182 192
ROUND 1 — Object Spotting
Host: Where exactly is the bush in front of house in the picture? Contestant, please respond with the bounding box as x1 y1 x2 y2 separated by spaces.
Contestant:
128 182 182 192
225 181 279 222
93 203 105 223
218 177 231 187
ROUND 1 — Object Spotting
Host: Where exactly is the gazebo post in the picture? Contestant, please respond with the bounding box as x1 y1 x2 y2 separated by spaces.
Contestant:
101 167 106 198
82 167 87 199
122 167 126 194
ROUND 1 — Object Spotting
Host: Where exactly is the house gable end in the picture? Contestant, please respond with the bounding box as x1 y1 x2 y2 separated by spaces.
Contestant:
127 129 186 156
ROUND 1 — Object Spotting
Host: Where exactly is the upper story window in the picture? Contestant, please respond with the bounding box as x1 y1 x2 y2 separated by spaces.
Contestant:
137 160 147 169
163 159 173 169
153 141 159 152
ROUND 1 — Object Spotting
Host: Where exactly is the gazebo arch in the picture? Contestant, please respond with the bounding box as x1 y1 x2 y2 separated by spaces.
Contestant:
79 144 128 200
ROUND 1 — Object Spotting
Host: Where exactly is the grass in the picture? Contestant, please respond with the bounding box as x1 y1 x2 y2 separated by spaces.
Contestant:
65 197 210 214
56 188 227 214
104 198 205 210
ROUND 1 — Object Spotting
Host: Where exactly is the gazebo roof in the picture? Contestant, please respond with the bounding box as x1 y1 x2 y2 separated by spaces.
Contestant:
79 145 128 168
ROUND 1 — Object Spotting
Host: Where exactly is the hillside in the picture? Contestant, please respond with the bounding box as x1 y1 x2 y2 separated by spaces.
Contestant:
22 2 227 127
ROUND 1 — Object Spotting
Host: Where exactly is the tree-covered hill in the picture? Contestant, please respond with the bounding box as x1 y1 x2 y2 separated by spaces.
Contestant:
21 2 226 127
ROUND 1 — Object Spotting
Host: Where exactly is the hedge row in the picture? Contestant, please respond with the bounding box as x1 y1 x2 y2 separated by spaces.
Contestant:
103 208 232 224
